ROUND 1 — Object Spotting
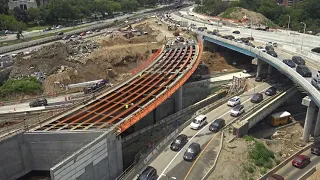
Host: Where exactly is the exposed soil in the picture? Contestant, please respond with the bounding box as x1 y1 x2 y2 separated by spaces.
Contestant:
201 51 241 73
219 7 270 25
9 18 177 94
210 124 305 180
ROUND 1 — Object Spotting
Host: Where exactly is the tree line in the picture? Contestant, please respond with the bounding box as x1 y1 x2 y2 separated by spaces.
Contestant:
0 0 159 32
194 0 320 34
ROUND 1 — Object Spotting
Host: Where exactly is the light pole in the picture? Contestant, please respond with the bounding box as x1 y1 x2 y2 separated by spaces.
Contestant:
253 83 255 112
287 15 290 30
300 22 306 50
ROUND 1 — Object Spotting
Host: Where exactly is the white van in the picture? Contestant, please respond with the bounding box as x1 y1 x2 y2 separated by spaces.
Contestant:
190 115 207 130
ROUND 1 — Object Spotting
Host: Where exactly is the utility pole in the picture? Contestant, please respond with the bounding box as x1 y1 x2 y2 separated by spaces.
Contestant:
287 15 291 30
300 22 306 50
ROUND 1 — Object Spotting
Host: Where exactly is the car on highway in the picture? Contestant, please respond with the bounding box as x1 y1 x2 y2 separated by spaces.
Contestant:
282 59 296 68
267 50 278 57
251 93 263 103
170 134 188 151
257 46 267 52
266 174 284 180
311 78 320 90
183 143 201 162
29 98 48 107
243 66 254 73
137 166 157 180
296 65 312 77
209 118 225 132
227 96 241 107
230 104 245 117
292 56 305 65
255 73 267 82
265 45 274 51
265 86 277 96
292 154 310 168
311 141 320 155
190 115 207 130
232 30 240 34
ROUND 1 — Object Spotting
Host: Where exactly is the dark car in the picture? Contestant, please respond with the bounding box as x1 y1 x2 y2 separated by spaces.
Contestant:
292 155 310 168
56 32 64 36
137 166 157 180
255 73 267 82
266 174 284 180
283 59 296 68
267 50 278 57
292 56 305 65
311 78 320 90
265 45 274 51
233 30 240 34
62 35 70 40
251 93 263 103
311 141 320 156
265 86 277 96
311 47 320 53
29 98 48 107
209 118 225 132
170 134 188 151
183 143 201 162
296 65 312 77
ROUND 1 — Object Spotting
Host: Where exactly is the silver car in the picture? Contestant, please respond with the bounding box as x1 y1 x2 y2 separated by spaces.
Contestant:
311 78 320 90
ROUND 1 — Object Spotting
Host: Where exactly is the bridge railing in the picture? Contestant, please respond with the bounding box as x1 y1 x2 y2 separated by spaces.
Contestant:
201 32 320 107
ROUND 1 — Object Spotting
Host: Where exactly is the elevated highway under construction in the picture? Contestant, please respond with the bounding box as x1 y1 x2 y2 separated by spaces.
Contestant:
0 42 202 180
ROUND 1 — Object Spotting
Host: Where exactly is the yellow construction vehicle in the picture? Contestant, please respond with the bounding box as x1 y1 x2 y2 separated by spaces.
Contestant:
270 111 293 126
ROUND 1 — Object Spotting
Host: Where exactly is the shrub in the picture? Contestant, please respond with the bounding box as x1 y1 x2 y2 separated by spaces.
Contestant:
248 141 275 169
0 77 42 97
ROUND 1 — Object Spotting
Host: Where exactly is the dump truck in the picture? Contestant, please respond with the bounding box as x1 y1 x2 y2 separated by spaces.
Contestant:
269 111 293 126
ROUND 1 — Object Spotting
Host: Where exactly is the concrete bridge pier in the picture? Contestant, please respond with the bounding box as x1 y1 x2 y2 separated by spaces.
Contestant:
314 109 320 138
302 96 318 142
256 59 263 77
267 64 273 76
175 87 183 112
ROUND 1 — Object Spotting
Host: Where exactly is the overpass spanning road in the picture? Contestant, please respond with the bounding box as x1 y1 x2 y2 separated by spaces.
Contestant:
31 43 201 134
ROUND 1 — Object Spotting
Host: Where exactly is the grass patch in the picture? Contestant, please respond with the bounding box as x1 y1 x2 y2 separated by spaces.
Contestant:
0 77 42 98
26 25 51 32
220 7 236 19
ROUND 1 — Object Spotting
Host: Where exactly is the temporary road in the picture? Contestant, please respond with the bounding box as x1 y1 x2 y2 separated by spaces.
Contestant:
144 81 274 180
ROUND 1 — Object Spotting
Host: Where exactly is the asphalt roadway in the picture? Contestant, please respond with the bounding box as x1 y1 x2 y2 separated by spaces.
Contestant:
274 149 320 179
145 81 274 180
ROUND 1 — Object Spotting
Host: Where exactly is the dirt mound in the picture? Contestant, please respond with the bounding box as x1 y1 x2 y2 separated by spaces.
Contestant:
201 51 240 73
10 42 74 78
219 7 269 25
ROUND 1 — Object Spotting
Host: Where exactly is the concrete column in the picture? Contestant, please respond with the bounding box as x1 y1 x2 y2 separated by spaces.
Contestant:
174 87 183 112
267 64 273 76
256 59 262 77
302 98 317 142
314 109 320 138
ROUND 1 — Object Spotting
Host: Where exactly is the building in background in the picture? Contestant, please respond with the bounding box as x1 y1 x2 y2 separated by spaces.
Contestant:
276 0 304 7
8 0 50 10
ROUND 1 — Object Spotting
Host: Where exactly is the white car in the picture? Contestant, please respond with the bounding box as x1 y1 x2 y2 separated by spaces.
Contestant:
257 46 266 52
266 42 273 46
227 96 241 107
86 30 93 34
190 115 207 130
11 53 17 57
230 105 245 117
124 20 129 23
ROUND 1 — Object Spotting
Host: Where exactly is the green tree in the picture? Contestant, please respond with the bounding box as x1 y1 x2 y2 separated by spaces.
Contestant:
11 7 29 23
27 7 41 23
0 14 26 31
0 0 9 14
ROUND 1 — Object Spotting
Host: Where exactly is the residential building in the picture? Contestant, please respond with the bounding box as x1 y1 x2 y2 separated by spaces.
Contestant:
8 0 50 10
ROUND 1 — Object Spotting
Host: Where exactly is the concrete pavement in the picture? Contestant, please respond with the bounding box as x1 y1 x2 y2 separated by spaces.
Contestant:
143 81 274 180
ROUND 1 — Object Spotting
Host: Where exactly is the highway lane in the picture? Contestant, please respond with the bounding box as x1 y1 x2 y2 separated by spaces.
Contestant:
274 149 320 179
143 81 274 180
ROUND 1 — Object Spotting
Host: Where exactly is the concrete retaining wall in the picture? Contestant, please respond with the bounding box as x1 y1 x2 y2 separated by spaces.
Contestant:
50 131 123 180
0 131 101 180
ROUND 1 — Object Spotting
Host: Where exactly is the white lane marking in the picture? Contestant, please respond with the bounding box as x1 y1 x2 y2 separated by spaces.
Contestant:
157 84 271 179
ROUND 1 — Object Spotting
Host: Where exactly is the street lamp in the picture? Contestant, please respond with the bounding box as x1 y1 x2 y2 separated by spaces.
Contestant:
300 22 306 50
287 15 290 30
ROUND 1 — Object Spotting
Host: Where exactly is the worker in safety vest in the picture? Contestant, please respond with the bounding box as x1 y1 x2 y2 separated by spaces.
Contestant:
125 104 129 109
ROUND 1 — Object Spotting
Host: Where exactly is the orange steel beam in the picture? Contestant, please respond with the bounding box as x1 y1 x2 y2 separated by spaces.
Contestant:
46 48 169 130
98 46 194 129
70 47 186 130
116 42 202 134
64 49 177 126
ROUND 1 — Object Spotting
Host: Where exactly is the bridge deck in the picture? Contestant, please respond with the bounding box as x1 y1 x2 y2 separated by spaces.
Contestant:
34 44 198 132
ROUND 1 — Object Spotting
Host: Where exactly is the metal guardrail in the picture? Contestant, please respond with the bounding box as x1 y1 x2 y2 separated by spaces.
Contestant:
201 32 320 107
